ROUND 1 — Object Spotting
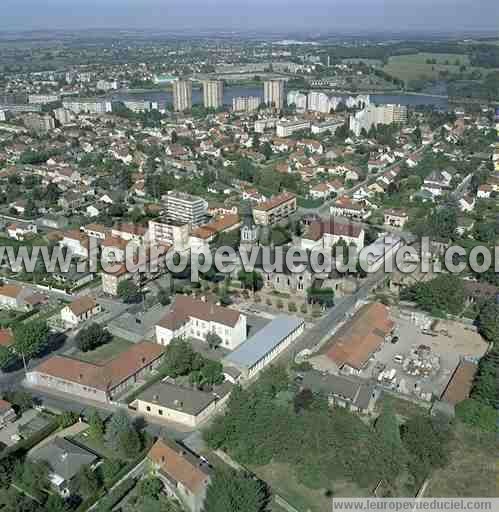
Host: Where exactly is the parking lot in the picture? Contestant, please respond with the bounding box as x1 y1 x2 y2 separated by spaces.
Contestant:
359 309 488 399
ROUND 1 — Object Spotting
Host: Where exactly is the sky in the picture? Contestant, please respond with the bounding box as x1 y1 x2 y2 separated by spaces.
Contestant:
0 0 498 33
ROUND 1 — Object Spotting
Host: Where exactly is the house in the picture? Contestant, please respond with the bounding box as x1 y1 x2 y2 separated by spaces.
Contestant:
101 264 131 296
81 223 107 240
135 379 232 428
326 303 394 375
27 341 165 402
301 218 365 252
189 214 241 252
101 236 128 263
111 223 146 244
422 170 452 197
30 437 98 497
6 223 37 241
0 283 24 309
477 184 492 199
0 399 16 426
60 230 93 259
458 195 476 212
330 196 370 220
60 297 101 327
299 370 380 414
147 439 211 512
156 296 247 350
252 192 297 226
53 267 95 291
384 209 409 228
309 180 343 200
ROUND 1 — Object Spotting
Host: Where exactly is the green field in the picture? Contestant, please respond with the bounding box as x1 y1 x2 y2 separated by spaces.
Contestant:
383 52 472 82
426 423 497 497
72 337 133 365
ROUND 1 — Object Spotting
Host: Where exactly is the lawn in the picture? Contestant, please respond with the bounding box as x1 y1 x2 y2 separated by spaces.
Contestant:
71 429 121 460
383 52 474 83
426 423 497 497
376 393 431 421
250 462 370 512
73 337 133 364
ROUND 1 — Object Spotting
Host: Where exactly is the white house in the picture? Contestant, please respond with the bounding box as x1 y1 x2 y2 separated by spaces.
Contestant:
6 223 38 241
156 296 247 350
60 297 101 327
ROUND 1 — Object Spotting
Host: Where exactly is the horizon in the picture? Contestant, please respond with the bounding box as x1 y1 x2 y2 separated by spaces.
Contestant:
0 0 498 34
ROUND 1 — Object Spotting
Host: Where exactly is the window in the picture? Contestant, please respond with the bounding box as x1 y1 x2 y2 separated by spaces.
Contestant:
146 406 151 412
158 409 163 416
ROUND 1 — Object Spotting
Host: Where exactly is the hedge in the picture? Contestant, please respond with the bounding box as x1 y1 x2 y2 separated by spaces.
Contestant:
0 418 59 459
91 477 136 512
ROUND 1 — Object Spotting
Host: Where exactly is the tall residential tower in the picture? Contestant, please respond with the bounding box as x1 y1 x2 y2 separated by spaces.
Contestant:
203 80 224 109
264 79 285 110
172 79 192 112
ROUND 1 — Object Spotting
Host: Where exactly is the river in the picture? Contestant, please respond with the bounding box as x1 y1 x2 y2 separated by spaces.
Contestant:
112 85 449 110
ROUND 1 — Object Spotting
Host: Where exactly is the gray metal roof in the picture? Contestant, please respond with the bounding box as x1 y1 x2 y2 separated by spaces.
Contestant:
224 315 304 370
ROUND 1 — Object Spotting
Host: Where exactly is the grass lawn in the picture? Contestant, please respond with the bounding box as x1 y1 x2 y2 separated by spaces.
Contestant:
73 337 133 364
249 462 370 512
426 423 497 497
70 429 121 460
383 52 479 83
376 393 430 421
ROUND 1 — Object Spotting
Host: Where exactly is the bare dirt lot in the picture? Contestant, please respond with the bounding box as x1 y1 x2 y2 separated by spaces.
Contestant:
359 309 488 399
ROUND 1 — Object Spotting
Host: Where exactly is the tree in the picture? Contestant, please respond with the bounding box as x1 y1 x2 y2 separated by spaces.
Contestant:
157 288 171 306
204 469 268 512
200 359 224 386
75 323 112 352
162 338 195 378
13 320 50 368
72 465 100 498
0 345 19 371
117 428 142 458
400 275 465 316
45 494 69 512
206 332 222 350
261 142 273 160
136 477 163 499
477 300 499 342
456 399 497 432
470 348 498 408
59 411 78 428
88 409 105 441
401 415 450 485
238 270 263 292
3 390 33 413
0 456 15 488
373 400 407 483
100 459 124 486
106 410 141 457
117 279 141 303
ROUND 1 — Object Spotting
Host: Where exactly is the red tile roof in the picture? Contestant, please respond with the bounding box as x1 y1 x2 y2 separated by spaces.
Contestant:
158 295 241 331
327 303 394 370
148 439 209 493
254 192 296 212
0 329 14 348
31 341 164 392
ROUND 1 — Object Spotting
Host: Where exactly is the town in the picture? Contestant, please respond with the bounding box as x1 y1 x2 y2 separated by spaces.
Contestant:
0 18 497 512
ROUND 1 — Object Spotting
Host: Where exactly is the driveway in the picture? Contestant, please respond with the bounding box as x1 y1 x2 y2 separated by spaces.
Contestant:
0 408 39 447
